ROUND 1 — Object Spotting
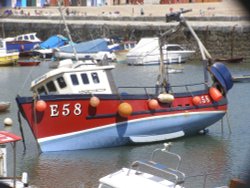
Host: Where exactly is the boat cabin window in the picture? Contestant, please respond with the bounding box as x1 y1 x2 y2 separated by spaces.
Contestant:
24 35 29 40
70 74 79 85
56 76 67 89
46 81 57 92
81 73 89 84
30 35 35 40
0 41 3 48
37 86 47 95
91 72 100 83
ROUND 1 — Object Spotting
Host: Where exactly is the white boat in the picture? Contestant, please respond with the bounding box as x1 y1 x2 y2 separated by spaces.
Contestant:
0 131 32 188
0 39 19 66
98 143 185 188
126 38 195 65
98 143 245 188
114 40 137 63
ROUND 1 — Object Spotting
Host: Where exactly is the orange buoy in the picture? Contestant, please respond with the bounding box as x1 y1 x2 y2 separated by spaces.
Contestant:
36 100 47 112
89 96 100 108
209 87 223 102
148 99 159 110
192 96 201 106
118 102 133 118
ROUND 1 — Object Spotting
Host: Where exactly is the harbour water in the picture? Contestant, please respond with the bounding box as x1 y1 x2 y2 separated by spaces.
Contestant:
0 59 250 187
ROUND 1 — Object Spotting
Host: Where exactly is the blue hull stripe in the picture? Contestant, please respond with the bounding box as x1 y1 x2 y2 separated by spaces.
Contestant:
38 110 225 152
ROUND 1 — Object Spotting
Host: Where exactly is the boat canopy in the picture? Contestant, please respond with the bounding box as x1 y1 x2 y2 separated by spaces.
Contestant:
59 38 111 53
39 35 69 49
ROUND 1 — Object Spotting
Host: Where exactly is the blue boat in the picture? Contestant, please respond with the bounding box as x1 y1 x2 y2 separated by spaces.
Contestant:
54 38 119 61
32 35 69 58
5 33 41 55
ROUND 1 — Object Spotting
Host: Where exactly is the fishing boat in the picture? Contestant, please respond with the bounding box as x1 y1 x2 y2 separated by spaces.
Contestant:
126 38 195 65
16 9 234 152
98 143 247 188
0 39 19 66
0 131 30 188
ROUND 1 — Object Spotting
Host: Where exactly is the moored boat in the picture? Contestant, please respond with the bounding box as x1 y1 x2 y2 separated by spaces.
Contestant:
126 38 195 65
0 39 19 66
15 9 234 152
17 59 40 66
4 33 41 56
98 143 248 188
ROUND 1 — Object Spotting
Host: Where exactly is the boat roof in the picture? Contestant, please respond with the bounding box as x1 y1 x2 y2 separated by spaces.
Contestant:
99 168 183 188
31 64 115 89
0 131 22 144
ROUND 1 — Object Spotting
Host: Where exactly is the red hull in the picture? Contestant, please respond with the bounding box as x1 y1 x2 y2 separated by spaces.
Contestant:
18 61 40 66
18 93 227 140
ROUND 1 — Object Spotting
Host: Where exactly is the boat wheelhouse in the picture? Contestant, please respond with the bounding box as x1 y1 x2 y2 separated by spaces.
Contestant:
31 63 116 95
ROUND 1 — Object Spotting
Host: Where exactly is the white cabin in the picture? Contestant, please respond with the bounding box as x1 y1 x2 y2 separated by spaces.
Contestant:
31 63 117 95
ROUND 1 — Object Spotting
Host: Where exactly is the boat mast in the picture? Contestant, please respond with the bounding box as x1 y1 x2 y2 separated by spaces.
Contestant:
57 0 79 61
166 9 212 86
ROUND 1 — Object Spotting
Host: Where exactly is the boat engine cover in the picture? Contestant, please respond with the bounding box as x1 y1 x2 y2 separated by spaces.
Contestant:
210 63 234 93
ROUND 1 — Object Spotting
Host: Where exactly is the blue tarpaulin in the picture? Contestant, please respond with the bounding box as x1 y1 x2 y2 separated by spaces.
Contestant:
40 35 68 49
59 38 111 53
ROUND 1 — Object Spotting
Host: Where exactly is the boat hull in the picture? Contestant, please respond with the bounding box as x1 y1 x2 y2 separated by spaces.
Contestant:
0 52 19 66
16 92 227 152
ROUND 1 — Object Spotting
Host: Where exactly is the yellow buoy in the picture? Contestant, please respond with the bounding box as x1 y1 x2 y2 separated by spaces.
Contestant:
148 99 159 110
158 93 175 103
35 100 47 112
89 96 100 107
118 102 133 118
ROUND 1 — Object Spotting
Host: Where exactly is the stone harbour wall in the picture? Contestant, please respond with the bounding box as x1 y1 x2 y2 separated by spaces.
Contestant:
1 15 250 61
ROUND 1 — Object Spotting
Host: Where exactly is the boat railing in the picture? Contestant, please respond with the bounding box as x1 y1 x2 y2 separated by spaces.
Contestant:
117 82 208 97
127 143 185 186
184 171 248 188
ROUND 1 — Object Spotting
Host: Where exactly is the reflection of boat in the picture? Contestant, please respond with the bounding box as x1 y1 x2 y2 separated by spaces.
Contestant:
16 9 234 152
0 40 19 66
0 102 10 112
232 74 250 83
114 40 137 63
126 38 195 65
0 131 31 188
17 59 40 66
4 33 41 55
